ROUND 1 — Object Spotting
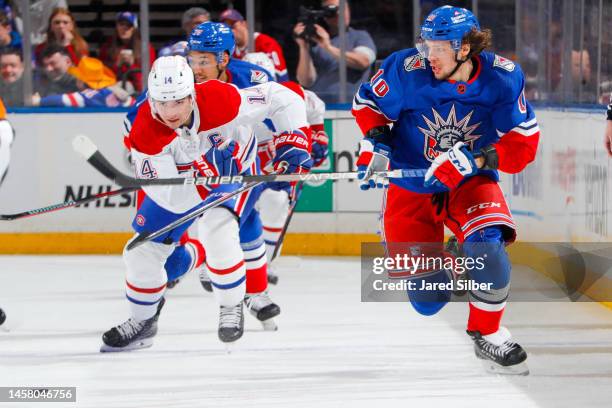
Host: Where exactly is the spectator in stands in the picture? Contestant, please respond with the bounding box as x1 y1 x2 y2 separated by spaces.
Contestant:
293 0 376 103
182 7 210 38
219 8 289 81
12 0 67 46
31 56 134 108
158 7 210 57
35 44 78 97
0 48 24 106
35 8 88 66
99 12 155 94
0 11 20 50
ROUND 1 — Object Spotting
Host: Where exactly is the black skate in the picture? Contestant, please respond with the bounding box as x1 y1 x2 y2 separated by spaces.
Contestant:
467 328 529 375
100 298 165 352
218 303 244 343
199 267 213 292
244 291 280 331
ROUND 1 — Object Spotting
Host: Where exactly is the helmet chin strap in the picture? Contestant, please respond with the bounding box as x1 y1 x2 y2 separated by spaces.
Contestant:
440 51 472 81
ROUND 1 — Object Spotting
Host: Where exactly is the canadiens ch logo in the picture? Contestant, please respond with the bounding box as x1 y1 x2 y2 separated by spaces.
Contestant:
418 105 482 161
208 132 223 147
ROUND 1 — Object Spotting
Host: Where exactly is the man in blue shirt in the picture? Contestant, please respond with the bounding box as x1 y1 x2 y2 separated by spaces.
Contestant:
294 0 376 104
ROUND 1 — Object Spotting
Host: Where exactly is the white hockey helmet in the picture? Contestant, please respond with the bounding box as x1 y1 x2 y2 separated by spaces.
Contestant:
242 52 276 81
148 55 195 102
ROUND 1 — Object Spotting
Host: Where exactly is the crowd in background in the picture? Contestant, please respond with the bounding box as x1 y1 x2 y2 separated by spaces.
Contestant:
0 0 610 109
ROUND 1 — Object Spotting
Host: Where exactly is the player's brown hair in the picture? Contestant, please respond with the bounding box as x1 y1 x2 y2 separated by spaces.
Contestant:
463 28 492 56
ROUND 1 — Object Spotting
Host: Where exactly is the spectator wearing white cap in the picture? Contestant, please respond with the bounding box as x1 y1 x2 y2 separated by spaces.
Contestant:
220 8 288 82
99 12 155 93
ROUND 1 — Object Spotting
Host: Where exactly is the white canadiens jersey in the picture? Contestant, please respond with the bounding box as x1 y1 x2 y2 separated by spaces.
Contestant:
254 84 326 144
0 120 13 185
128 80 308 213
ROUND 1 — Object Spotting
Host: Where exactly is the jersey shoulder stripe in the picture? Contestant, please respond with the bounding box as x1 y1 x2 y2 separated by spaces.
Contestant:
129 101 177 155
194 80 242 131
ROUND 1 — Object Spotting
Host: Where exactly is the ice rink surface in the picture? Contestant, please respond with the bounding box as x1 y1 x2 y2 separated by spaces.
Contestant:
0 255 611 408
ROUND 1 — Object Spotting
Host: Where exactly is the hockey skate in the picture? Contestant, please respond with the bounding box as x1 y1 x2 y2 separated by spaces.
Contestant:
100 298 165 352
244 291 280 331
218 303 244 344
467 327 529 375
199 266 213 292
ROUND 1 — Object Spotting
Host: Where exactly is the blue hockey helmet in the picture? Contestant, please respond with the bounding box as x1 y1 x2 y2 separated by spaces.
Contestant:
420 6 480 51
187 21 235 62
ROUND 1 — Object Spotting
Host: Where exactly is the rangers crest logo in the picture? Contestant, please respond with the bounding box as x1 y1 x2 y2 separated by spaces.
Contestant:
418 105 482 161
493 54 515 72
250 70 268 84
404 55 425 72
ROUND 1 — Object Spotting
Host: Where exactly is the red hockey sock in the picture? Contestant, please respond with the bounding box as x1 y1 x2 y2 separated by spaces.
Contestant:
467 302 505 335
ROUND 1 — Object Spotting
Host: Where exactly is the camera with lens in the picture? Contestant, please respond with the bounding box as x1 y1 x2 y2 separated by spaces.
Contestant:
295 5 338 41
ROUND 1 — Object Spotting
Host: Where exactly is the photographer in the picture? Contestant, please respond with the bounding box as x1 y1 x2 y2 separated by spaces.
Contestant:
293 0 376 103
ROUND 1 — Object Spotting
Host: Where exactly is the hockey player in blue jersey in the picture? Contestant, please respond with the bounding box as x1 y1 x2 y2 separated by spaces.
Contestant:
352 6 539 375
188 22 273 86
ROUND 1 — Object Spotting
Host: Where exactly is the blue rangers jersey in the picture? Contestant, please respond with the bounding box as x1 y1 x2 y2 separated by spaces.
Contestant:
352 49 539 194
41 87 135 108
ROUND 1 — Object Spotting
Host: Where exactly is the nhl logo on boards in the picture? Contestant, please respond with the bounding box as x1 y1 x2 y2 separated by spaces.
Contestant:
418 105 482 162
493 54 515 72
404 55 425 72
250 70 268 84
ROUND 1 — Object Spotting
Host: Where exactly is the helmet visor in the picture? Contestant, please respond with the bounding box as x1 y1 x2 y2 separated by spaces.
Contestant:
416 38 455 59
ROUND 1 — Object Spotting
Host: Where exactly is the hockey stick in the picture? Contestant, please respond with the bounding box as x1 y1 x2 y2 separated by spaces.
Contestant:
270 181 303 263
126 181 263 251
73 135 426 187
0 186 138 221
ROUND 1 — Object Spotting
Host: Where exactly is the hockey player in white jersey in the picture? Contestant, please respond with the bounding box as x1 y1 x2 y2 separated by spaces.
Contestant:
253 80 328 267
100 56 311 351
0 97 14 330
242 53 329 281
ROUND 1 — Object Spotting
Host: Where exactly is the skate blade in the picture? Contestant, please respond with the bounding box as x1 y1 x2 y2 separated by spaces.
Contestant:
100 338 154 353
480 359 530 376
260 319 278 331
